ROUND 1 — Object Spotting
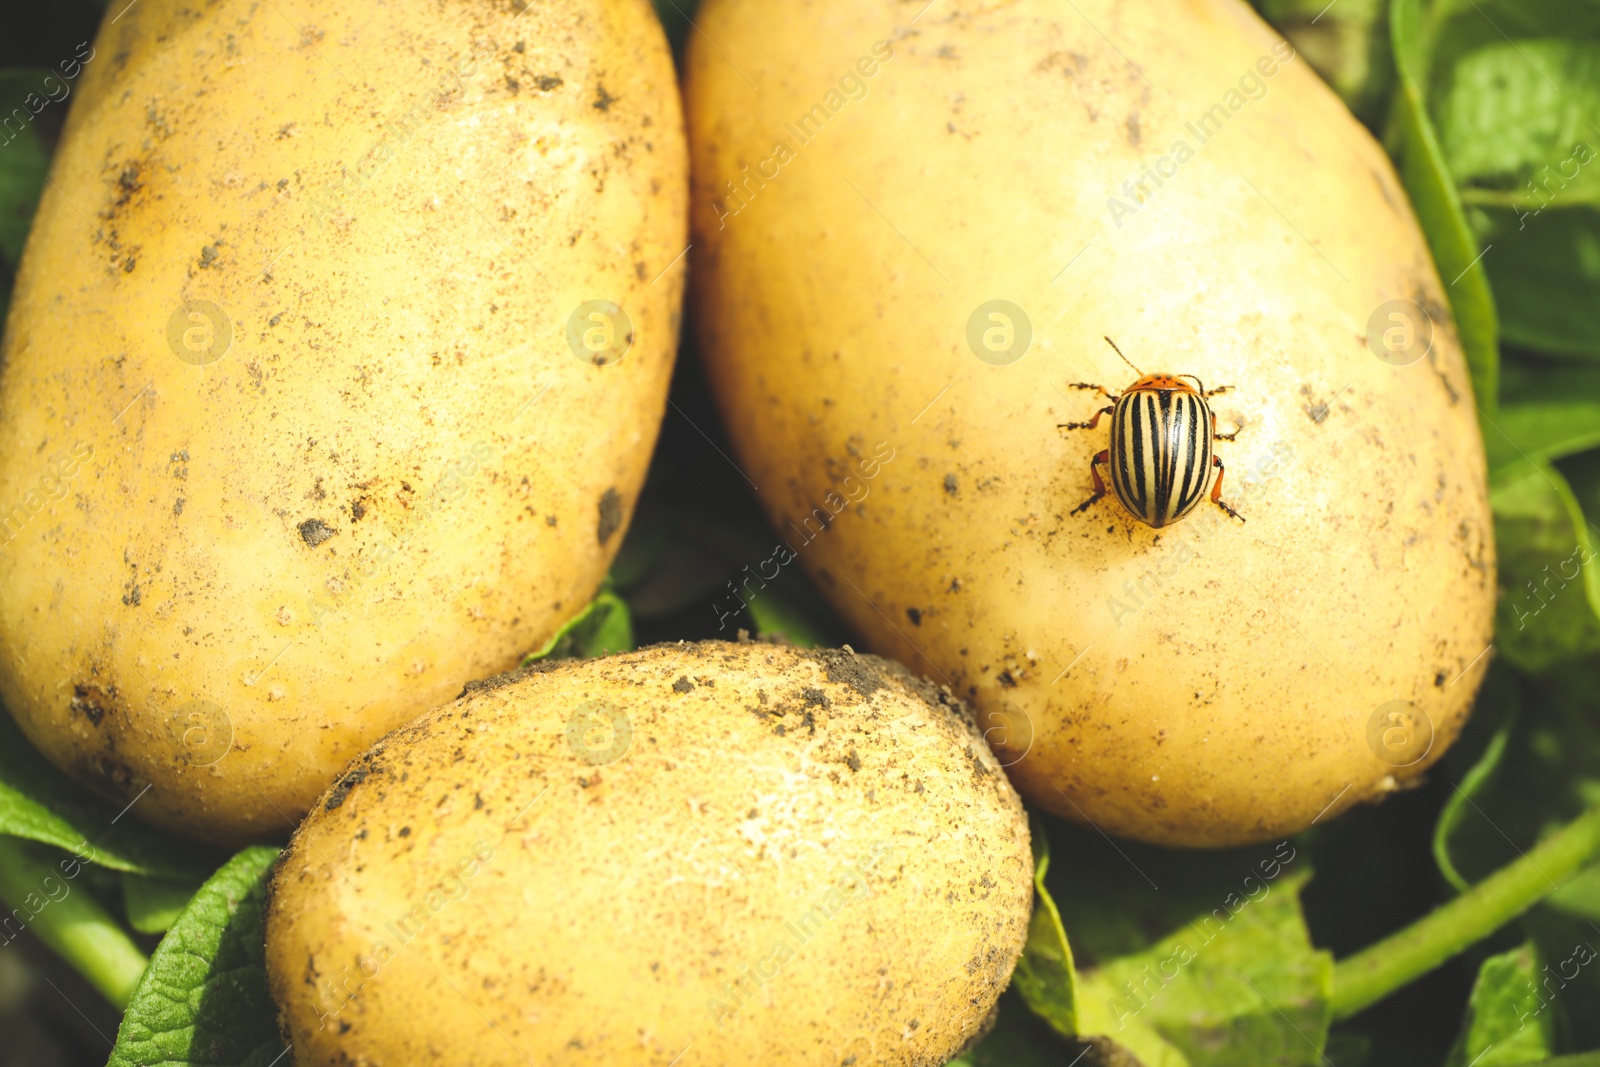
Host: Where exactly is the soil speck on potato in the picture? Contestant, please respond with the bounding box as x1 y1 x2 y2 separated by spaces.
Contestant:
325 764 372 811
819 648 887 698
71 683 116 726
672 675 695 694
298 518 336 547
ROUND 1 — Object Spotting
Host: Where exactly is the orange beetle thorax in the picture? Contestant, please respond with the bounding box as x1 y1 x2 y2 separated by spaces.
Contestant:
1128 373 1200 394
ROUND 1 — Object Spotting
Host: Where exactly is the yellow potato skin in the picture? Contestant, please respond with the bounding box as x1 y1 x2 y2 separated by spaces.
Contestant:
0 0 685 844
264 642 1032 1067
687 0 1494 845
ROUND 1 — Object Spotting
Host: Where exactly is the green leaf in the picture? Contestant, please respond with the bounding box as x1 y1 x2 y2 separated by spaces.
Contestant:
0 710 226 878
1489 460 1600 673
1424 0 1600 118
1435 40 1600 203
1076 866 1332 1067
1471 205 1600 359
123 870 207 935
743 565 844 648
1438 670 1600 890
1442 942 1556 1067
0 835 149 1008
1012 819 1082 1037
1389 0 1499 410
1521 895 1600 1052
521 590 634 663
0 69 51 269
1486 358 1600 482
1018 818 1331 1066
1422 20 1600 358
1434 667 1519 894
745 589 829 647
108 846 286 1067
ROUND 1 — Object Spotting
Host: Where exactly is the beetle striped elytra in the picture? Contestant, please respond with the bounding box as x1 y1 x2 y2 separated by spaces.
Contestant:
1059 337 1244 529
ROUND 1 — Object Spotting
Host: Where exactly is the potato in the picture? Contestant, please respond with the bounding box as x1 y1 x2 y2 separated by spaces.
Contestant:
0 0 685 844
686 0 1494 846
263 641 1032 1066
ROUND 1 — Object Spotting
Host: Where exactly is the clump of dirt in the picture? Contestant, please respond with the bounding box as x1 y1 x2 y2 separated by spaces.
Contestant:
298 518 336 547
817 647 887 698
323 764 371 810
457 657 565 698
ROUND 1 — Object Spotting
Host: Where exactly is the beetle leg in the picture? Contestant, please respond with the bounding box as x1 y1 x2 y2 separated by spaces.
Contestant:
1060 405 1115 432
1210 456 1244 522
1071 450 1111 515
1211 411 1241 442
1068 382 1120 402
1204 384 1232 398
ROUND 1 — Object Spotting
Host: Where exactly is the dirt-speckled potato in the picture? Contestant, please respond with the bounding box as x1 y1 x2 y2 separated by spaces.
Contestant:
686 0 1494 845
0 0 685 843
264 641 1033 1066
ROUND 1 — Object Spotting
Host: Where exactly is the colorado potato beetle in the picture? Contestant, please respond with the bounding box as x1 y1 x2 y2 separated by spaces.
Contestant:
1060 337 1244 529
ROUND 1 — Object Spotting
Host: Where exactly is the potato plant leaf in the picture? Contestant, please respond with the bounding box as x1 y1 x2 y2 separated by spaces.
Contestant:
1470 203 1600 361
1423 8 1600 359
1434 40 1600 207
0 710 225 878
745 588 828 648
1442 942 1556 1067
1432 667 1600 912
107 846 286 1067
1073 866 1331 1067
123 870 208 935
1018 818 1330 1066
1433 666 1520 894
1487 360 1600 483
1389 0 1499 410
522 590 634 663
0 835 149 1007
1489 461 1600 672
1012 819 1082 1037
742 564 845 649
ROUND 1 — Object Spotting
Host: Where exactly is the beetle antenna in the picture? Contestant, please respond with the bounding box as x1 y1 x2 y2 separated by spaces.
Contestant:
1103 336 1143 376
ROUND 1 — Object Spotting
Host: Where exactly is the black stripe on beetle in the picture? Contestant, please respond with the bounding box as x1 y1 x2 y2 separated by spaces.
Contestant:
1058 337 1244 529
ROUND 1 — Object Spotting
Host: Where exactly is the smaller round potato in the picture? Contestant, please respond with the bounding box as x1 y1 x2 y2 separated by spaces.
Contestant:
264 641 1033 1067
